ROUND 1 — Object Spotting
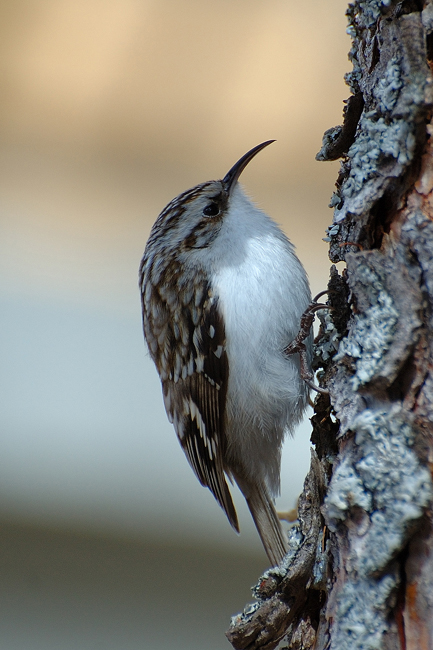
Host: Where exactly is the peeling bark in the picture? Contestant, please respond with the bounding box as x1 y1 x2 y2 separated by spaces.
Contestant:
227 1 433 648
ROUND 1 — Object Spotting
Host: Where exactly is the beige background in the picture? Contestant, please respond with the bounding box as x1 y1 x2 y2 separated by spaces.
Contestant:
0 1 350 648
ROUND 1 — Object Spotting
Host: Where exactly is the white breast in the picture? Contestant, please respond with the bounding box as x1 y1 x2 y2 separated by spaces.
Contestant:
209 186 311 491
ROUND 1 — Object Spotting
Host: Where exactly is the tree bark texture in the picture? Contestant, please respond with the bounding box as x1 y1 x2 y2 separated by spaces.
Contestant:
227 1 433 648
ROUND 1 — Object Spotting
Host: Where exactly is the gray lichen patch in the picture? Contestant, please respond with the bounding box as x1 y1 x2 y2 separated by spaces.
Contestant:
334 259 399 391
333 110 418 224
315 310 341 363
332 248 422 397
374 57 402 113
332 571 398 650
323 406 432 648
324 407 432 574
324 459 372 524
335 287 398 391
333 50 415 218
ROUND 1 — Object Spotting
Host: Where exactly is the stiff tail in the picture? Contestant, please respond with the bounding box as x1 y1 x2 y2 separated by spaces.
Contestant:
245 484 288 566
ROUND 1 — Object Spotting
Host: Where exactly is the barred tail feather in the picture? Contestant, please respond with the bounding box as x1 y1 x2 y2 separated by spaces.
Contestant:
245 484 287 566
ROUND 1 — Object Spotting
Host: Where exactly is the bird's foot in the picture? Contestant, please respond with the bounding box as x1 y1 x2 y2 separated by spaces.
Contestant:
285 290 332 395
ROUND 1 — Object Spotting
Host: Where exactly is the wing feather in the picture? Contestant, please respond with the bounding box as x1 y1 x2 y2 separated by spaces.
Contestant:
162 298 239 532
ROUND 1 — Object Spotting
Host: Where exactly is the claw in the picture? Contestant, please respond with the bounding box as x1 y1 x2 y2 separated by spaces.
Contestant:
285 290 332 395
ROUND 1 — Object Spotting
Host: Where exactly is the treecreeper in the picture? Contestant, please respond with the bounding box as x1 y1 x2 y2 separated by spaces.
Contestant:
139 141 312 565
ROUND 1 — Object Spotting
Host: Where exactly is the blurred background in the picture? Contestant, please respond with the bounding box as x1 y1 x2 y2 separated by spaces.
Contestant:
0 1 350 648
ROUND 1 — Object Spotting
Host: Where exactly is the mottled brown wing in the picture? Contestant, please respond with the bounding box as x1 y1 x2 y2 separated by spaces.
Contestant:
162 300 239 533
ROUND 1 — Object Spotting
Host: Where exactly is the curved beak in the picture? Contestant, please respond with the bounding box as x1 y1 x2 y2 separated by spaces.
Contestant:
222 140 275 196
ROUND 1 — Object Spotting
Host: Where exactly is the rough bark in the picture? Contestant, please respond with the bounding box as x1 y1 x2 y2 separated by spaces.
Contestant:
227 1 433 648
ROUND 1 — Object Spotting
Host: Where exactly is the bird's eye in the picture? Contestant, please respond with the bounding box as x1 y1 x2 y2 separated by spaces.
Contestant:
203 202 220 217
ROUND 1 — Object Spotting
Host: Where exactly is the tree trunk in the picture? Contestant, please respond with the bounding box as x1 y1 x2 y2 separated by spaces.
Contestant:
226 1 433 648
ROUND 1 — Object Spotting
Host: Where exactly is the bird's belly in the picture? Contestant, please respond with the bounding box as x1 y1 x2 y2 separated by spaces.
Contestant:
211 242 309 488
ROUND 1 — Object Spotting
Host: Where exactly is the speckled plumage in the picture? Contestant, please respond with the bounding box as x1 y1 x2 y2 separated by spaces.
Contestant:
139 142 311 565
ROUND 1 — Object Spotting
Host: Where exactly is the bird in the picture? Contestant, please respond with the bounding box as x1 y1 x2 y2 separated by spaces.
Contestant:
139 141 311 566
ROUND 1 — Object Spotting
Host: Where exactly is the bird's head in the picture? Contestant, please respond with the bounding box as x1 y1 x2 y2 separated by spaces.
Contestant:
147 141 275 253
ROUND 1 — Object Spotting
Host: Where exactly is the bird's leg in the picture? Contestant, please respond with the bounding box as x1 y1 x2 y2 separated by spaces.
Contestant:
284 290 332 395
